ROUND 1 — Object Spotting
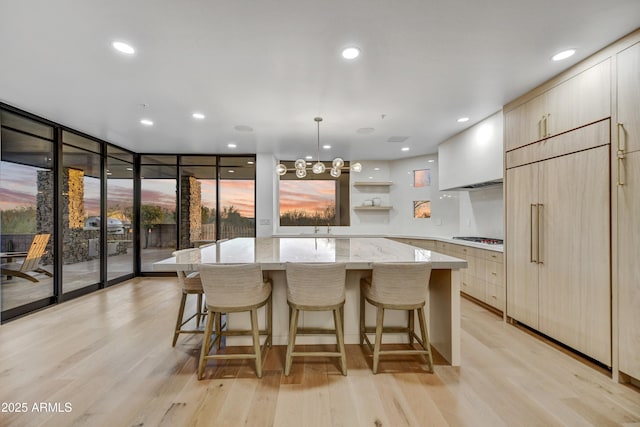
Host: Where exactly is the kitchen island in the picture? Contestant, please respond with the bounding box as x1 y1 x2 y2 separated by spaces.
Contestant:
154 237 467 365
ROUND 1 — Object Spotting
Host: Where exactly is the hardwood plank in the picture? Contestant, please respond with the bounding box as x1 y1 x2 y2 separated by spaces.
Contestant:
0 279 638 427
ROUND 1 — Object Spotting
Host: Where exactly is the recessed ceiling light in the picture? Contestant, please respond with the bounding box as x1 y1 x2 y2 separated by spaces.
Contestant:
374 167 380 171
227 143 237 148
322 145 331 149
126 167 133 171
552 49 576 61
305 155 313 160
140 119 153 126
428 159 435 163
368 176 374 179
401 147 410 152
192 112 205 119
247 161 254 165
112 41 135 55
342 47 360 60
457 117 469 123
228 170 235 173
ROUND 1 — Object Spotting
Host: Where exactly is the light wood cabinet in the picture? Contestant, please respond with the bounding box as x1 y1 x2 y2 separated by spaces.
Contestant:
616 42 639 156
617 150 640 379
504 59 611 152
616 41 640 381
538 146 611 365
506 162 540 328
394 238 504 311
504 28 640 380
484 251 504 310
506 143 610 365
504 93 547 151
545 59 611 136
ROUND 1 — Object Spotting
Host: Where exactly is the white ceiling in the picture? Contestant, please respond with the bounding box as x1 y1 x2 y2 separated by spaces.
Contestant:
1 1 639 161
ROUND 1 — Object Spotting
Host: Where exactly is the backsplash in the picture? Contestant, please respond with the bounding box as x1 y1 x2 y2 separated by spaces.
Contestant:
457 186 504 238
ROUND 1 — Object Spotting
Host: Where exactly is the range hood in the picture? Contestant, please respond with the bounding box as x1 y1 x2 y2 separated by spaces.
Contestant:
454 179 503 191
438 111 503 191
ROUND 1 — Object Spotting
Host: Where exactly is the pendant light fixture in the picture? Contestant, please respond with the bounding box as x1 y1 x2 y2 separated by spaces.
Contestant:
276 117 362 178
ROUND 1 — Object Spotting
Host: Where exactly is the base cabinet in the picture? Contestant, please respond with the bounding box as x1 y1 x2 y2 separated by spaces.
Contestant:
392 238 504 311
437 242 504 312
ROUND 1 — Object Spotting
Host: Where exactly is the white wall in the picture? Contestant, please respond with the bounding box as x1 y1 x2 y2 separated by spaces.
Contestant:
255 153 277 237
261 152 503 239
457 186 504 238
387 154 460 237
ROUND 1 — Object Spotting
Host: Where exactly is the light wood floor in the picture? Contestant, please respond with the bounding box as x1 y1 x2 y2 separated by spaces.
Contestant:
0 277 638 427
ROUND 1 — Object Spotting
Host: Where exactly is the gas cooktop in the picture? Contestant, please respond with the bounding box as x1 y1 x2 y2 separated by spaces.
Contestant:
452 236 503 245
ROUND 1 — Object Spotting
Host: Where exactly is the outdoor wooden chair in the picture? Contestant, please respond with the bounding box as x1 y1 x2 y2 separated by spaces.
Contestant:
1 234 53 283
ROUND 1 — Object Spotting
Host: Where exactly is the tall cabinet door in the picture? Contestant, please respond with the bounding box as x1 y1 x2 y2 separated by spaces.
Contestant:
506 163 539 328
618 150 640 378
617 40 640 379
617 42 640 154
538 146 611 365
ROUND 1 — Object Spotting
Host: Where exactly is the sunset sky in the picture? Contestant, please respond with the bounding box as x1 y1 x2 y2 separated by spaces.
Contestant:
279 180 335 214
2 161 333 219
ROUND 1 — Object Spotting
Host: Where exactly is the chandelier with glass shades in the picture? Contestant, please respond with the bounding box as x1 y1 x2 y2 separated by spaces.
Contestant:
276 117 362 178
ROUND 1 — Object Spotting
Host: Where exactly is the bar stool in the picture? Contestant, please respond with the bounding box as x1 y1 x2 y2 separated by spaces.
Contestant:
360 262 433 374
284 263 347 376
197 264 272 379
172 248 207 347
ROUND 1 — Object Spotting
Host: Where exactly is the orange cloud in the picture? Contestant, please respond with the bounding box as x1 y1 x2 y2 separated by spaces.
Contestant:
279 181 335 214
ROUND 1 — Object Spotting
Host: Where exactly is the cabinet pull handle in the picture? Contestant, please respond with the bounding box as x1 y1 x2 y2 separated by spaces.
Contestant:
617 122 624 152
530 204 537 263
618 154 625 186
617 123 625 186
537 204 544 264
544 114 550 137
538 117 542 139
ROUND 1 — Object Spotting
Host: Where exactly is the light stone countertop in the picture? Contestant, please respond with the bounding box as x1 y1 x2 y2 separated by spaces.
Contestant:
153 237 468 271
272 233 504 253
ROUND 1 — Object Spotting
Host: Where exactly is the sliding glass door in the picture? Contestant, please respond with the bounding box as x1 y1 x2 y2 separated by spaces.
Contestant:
61 131 102 296
106 146 134 282
140 155 177 272
0 110 55 317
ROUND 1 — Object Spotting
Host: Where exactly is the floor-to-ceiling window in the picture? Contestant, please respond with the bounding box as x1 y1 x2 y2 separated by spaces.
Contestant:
61 131 101 296
140 155 177 272
106 146 134 282
0 110 55 318
218 156 256 240
1 103 260 320
179 156 217 247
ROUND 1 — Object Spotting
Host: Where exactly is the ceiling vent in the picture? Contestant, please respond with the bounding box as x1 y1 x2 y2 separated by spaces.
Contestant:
386 136 409 143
